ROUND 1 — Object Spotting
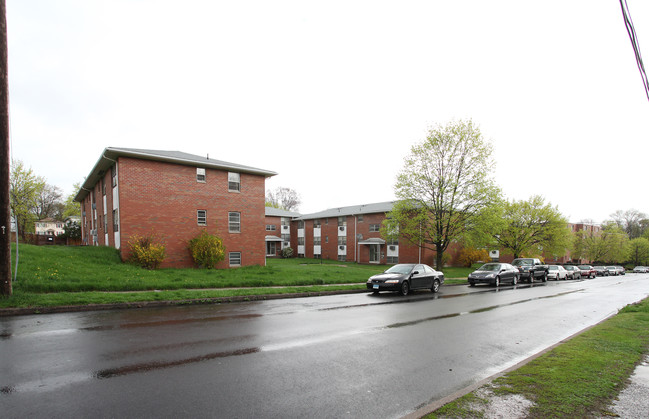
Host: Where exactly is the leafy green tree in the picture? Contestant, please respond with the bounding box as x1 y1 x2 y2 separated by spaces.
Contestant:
9 159 46 239
383 119 500 269
60 218 82 240
62 182 82 218
626 237 649 266
587 222 629 263
485 195 571 259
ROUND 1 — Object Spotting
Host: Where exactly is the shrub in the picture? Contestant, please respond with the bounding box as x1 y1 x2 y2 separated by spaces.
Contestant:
458 247 490 267
128 234 166 270
188 230 225 268
281 246 294 258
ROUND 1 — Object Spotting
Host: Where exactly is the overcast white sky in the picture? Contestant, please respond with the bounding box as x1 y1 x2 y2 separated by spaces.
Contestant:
6 1 649 223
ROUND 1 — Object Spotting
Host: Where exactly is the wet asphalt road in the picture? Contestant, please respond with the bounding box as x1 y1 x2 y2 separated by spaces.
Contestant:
2 275 649 418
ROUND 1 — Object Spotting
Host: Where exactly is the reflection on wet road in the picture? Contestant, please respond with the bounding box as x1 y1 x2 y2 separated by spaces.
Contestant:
1 275 648 418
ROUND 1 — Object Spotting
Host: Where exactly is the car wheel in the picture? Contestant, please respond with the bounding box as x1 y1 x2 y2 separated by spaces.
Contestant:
432 279 440 293
513 275 518 285
372 290 379 294
542 272 548 282
400 281 409 296
469 281 475 287
529 274 534 284
494 276 500 287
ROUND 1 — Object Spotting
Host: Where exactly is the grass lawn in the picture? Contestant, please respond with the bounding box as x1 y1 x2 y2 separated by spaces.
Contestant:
1 244 472 308
428 297 649 418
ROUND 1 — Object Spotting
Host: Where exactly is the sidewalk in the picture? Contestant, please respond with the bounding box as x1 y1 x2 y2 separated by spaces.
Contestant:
602 355 649 418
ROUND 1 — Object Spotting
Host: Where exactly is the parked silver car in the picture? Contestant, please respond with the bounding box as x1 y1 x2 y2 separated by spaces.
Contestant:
563 265 581 280
547 265 568 281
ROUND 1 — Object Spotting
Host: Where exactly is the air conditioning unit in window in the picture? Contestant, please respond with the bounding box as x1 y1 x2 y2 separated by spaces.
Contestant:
389 245 396 251
339 245 345 250
282 225 288 230
339 226 344 231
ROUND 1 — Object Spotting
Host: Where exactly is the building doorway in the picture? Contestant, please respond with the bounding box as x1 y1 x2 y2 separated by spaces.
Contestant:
369 244 380 263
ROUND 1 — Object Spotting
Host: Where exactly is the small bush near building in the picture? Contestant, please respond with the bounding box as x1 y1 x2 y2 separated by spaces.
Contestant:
281 246 294 258
188 230 225 268
128 234 166 270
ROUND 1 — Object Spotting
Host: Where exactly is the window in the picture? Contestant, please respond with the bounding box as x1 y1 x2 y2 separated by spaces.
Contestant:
358 215 363 222
266 225 277 231
197 210 207 226
298 237 305 245
314 237 321 245
387 256 399 264
338 216 346 227
297 220 305 229
101 179 106 196
229 252 241 266
228 172 240 192
369 224 380 232
338 236 347 245
337 255 346 262
313 219 321 228
111 165 117 187
196 168 206 182
281 234 290 242
113 209 119 232
229 212 240 232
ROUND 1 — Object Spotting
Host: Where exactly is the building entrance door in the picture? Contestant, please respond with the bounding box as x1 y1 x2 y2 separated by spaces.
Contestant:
369 244 380 263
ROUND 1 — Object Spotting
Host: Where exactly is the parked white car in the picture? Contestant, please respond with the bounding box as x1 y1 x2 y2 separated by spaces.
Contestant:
633 266 648 273
547 265 568 281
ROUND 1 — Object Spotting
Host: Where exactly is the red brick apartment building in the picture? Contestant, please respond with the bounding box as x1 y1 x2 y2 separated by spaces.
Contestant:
264 207 300 257
288 202 439 266
75 148 276 268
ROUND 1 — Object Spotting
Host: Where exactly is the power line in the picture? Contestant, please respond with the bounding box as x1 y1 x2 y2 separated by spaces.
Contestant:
619 0 649 102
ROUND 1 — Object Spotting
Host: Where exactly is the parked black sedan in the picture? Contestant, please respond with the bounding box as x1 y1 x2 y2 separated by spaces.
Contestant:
468 263 519 287
366 263 444 296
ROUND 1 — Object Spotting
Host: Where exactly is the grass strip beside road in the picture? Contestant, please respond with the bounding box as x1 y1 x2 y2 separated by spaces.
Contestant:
427 297 649 418
2 244 472 309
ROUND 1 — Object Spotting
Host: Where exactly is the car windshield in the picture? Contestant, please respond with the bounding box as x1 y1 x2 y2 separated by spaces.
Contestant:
512 259 532 266
384 264 414 275
578 265 590 269
548 266 558 270
478 263 501 272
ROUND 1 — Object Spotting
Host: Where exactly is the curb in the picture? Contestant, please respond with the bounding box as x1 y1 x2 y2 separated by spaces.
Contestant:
0 288 370 317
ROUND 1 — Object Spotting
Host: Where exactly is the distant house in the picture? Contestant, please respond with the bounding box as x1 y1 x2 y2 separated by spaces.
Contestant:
74 148 276 268
264 207 300 257
35 218 65 236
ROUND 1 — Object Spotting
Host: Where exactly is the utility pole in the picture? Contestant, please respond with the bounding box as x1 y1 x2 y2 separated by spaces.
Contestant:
0 0 12 296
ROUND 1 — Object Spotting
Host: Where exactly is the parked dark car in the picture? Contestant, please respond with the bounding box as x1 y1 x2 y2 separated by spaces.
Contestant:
563 265 581 280
468 263 519 287
366 263 444 295
578 265 596 279
511 258 548 282
594 266 609 276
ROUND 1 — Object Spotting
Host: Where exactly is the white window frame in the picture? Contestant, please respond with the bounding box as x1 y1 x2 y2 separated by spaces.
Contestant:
197 210 207 226
228 172 240 192
196 168 206 183
229 252 242 266
229 212 241 233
